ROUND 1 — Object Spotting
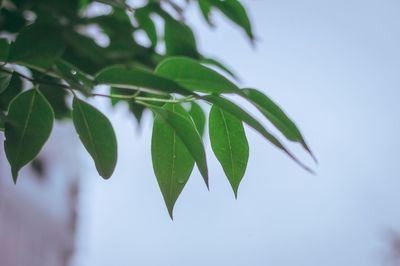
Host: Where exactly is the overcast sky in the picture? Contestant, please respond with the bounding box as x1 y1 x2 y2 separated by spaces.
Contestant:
74 1 400 265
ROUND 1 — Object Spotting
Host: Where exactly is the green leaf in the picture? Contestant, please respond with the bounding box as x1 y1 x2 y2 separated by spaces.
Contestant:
9 23 65 71
155 57 239 94
200 57 239 81
151 103 195 219
0 73 23 111
72 97 118 179
96 66 194 96
38 81 71 120
209 105 249 197
145 102 209 188
55 59 94 95
198 0 214 26
164 19 199 59
0 70 12 94
188 102 206 136
96 0 128 9
204 95 314 173
242 88 316 161
4 89 54 182
207 0 254 41
0 38 10 62
0 112 5 131
0 9 26 33
110 87 146 124
135 8 158 48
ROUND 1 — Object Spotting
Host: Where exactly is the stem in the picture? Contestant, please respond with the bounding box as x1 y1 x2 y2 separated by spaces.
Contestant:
135 96 195 103
92 93 131 100
92 93 196 104
0 67 71 89
0 67 35 83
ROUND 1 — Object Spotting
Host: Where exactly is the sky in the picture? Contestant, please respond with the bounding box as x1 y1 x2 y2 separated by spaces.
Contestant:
73 1 400 265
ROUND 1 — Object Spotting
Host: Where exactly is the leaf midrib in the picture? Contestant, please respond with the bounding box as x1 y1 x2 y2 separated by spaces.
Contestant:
219 109 235 181
14 91 36 166
168 106 177 208
76 100 104 175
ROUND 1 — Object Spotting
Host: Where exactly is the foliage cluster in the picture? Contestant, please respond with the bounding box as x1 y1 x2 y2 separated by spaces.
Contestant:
0 0 315 218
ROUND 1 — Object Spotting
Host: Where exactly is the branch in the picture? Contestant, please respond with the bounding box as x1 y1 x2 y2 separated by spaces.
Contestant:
0 67 71 89
92 93 196 104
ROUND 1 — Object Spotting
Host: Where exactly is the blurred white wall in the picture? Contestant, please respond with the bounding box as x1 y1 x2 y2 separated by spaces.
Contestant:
0 123 80 266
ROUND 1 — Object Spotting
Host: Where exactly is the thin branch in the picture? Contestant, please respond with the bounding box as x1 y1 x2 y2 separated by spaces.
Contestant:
0 67 35 83
0 67 71 89
92 93 196 104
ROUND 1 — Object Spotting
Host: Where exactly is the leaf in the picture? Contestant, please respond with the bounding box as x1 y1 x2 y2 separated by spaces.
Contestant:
4 89 54 182
96 0 128 9
164 19 199 59
110 87 145 124
0 38 10 62
242 88 316 161
96 66 194 96
39 82 71 120
207 0 254 41
198 0 214 26
135 8 158 48
188 102 206 136
200 57 239 81
63 30 108 74
151 103 195 219
55 59 94 95
0 112 5 131
72 97 118 179
155 57 239 94
0 70 12 94
209 105 249 197
9 23 65 71
145 102 209 188
0 73 23 111
0 9 26 33
204 95 314 173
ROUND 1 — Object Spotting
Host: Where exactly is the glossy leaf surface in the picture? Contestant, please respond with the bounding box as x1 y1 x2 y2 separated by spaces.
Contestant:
152 103 195 218
4 89 54 182
206 0 254 41
155 57 239 94
209 105 249 197
147 103 209 187
96 66 193 96
164 19 199 58
72 97 118 179
204 94 314 173
242 88 314 160
188 102 206 137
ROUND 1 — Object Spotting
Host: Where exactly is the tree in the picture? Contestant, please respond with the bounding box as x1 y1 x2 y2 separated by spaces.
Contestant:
0 0 316 218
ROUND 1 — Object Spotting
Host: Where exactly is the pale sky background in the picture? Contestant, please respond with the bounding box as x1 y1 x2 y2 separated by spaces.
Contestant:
74 1 400 265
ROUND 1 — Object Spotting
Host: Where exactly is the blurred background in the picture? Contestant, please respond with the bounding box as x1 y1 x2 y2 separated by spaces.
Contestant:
1 0 400 265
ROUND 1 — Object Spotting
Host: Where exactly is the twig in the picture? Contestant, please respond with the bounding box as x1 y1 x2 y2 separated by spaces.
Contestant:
0 67 71 89
92 92 196 104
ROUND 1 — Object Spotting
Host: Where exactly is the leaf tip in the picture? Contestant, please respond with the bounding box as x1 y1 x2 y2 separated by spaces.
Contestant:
11 169 18 184
167 206 174 220
100 173 112 180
